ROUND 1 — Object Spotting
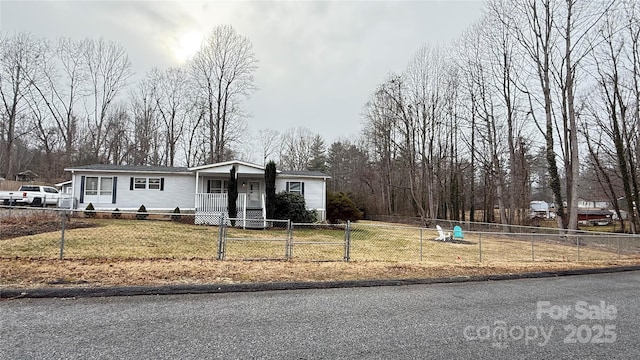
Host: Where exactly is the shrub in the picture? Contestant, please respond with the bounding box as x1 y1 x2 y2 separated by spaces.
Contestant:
111 208 122 219
171 207 181 222
273 192 316 223
84 202 96 218
136 204 148 220
326 192 363 224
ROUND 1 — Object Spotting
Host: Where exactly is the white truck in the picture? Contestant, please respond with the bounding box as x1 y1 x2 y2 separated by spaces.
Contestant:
0 185 61 206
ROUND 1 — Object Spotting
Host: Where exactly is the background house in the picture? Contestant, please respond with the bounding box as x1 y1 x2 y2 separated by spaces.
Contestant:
577 198 610 209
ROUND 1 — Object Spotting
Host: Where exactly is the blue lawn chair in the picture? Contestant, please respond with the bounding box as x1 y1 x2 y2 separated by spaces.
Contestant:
453 226 464 240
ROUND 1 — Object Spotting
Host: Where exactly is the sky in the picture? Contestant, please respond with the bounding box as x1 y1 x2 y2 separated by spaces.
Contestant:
0 0 485 144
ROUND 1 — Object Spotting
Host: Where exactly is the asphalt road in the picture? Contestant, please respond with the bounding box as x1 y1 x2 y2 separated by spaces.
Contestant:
1 271 639 359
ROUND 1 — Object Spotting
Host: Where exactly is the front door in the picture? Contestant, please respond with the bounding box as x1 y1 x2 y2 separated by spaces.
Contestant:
248 181 261 208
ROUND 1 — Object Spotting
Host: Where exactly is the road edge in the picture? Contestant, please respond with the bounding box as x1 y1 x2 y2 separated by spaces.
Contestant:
2 265 640 299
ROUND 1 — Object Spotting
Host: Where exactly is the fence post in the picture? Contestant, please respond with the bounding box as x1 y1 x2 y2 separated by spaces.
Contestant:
344 220 351 262
287 220 294 260
617 237 621 260
576 235 580 261
478 233 482 262
59 210 66 260
217 215 226 260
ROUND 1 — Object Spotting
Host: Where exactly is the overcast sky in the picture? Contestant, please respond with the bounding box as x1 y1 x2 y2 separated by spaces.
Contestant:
0 0 485 144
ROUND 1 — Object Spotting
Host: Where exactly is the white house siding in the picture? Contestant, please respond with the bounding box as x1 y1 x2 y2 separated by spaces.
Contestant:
64 161 329 221
71 172 195 211
276 176 327 220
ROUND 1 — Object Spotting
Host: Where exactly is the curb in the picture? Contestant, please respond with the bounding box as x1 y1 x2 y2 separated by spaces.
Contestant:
2 265 640 299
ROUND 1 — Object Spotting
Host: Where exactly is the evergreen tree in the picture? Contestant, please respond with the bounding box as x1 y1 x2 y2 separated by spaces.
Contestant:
265 161 277 219
307 135 327 172
228 166 238 225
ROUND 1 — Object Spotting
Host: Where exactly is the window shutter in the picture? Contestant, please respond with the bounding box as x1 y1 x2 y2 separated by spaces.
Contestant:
112 177 117 204
130 177 134 190
79 176 85 203
302 182 305 195
160 178 165 191
207 180 211 193
286 182 290 192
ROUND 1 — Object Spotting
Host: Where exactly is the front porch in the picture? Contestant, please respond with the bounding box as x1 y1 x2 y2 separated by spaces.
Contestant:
191 161 269 228
194 193 266 227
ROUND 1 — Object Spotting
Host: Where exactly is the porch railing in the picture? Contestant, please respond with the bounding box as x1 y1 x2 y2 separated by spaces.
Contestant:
195 193 266 226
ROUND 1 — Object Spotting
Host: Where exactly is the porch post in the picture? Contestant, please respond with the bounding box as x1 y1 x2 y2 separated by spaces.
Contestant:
194 171 199 211
243 192 247 228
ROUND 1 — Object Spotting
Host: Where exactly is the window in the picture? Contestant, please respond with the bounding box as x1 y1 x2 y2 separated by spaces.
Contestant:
86 177 99 196
148 178 161 190
132 177 163 190
100 177 113 196
44 187 59 194
85 176 113 197
134 178 147 189
286 181 304 196
81 176 116 204
207 179 228 193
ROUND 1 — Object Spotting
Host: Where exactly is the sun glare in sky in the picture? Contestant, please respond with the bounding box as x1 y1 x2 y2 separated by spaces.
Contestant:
171 30 203 63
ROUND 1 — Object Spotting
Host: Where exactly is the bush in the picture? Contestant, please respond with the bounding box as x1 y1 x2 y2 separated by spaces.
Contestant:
327 192 363 224
111 208 122 219
84 202 96 218
171 207 181 222
273 192 317 223
136 204 148 220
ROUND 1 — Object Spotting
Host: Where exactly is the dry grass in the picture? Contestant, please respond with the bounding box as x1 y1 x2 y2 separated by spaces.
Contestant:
2 258 639 289
1 218 639 289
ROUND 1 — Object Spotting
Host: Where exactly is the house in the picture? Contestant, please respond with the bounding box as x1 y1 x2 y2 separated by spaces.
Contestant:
577 198 610 209
577 209 612 226
55 180 73 194
15 170 39 182
63 160 329 224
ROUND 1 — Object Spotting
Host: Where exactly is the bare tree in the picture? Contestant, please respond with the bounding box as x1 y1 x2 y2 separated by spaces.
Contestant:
81 37 132 163
583 2 640 233
27 37 86 169
0 32 44 179
189 25 257 163
155 67 191 166
279 127 317 171
362 82 400 215
130 69 161 165
497 0 613 230
405 45 444 222
257 128 280 165
104 103 132 165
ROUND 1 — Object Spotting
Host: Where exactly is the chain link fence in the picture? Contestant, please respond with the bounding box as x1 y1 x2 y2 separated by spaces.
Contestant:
2 206 639 263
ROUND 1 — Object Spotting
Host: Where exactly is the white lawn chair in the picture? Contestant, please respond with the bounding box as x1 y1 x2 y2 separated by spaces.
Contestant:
435 225 452 241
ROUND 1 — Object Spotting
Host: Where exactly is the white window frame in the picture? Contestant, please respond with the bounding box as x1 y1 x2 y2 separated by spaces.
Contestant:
287 181 303 196
85 176 113 197
133 177 162 191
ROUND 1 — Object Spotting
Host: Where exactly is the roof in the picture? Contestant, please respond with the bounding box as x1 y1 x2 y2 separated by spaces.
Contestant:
280 170 330 178
577 209 612 216
18 170 39 177
64 164 191 174
55 180 72 186
64 162 331 178
189 160 266 172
